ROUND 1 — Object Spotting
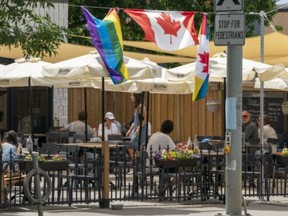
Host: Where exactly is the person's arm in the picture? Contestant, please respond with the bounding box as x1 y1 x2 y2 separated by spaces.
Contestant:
87 125 94 134
126 123 134 137
59 123 70 132
111 123 120 135
98 123 102 138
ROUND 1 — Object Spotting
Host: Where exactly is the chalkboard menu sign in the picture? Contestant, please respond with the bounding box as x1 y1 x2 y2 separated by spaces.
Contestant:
243 92 287 134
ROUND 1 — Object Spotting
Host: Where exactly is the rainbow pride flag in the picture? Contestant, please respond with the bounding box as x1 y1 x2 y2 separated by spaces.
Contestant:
81 7 128 84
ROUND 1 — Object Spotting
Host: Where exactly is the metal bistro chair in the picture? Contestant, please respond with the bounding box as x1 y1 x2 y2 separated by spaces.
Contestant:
132 150 159 197
73 133 92 143
46 132 62 144
67 149 101 205
267 138 279 153
108 135 133 187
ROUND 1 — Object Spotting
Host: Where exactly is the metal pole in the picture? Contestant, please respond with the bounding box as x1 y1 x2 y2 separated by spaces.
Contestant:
84 88 88 142
101 77 105 141
259 10 265 201
28 77 35 145
32 153 43 216
225 46 243 215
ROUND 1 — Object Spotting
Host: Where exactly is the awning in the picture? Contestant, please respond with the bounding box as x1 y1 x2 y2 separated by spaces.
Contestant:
0 32 287 65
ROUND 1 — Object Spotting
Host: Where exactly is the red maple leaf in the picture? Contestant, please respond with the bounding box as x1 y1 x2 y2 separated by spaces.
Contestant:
198 52 209 73
155 12 181 44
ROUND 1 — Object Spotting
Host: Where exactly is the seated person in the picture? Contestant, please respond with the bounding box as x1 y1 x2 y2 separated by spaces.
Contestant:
60 111 93 135
105 112 122 135
146 120 176 196
1 130 19 171
242 110 258 141
257 115 277 143
146 120 175 156
98 112 120 141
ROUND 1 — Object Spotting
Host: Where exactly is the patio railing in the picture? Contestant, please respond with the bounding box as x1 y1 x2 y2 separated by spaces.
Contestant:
0 144 287 208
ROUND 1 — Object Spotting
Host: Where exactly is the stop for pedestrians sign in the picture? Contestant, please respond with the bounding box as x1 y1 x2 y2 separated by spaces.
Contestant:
214 13 245 46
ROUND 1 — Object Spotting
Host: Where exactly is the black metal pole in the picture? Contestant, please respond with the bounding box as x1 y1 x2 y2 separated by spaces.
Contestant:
84 88 88 142
102 77 105 141
145 92 150 149
137 92 145 151
28 77 35 144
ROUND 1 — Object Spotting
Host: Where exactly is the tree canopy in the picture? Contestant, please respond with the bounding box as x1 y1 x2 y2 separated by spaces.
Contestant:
68 0 278 45
0 0 65 58
0 1 279 59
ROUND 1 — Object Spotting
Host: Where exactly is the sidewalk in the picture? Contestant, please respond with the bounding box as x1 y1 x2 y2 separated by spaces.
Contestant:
1 198 288 216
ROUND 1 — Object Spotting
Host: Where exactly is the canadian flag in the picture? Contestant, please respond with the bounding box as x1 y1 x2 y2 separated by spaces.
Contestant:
124 9 199 51
192 13 210 101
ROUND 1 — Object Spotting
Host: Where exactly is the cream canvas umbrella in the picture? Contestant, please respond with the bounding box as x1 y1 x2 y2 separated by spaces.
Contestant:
42 52 157 81
0 58 52 87
254 77 288 90
166 56 272 83
42 52 160 142
254 67 288 90
128 74 194 94
254 64 286 82
0 58 53 143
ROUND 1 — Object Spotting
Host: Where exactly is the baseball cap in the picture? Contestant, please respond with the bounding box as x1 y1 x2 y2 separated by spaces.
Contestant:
105 112 115 120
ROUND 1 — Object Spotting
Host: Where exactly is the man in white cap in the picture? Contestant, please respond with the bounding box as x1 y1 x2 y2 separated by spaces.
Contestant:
98 112 120 141
105 112 122 134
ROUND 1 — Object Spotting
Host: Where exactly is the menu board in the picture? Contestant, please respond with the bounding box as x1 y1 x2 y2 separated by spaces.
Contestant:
243 92 287 134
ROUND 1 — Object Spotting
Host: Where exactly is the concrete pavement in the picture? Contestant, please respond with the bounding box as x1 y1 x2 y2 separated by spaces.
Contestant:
1 198 288 216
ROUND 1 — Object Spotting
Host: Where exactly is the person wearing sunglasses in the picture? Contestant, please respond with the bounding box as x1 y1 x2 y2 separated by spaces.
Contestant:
242 110 258 141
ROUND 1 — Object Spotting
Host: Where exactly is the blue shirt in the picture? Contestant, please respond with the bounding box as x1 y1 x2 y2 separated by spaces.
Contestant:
2 142 19 163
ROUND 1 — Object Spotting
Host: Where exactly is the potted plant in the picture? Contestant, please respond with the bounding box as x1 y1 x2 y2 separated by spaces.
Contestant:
206 100 220 113
282 101 288 115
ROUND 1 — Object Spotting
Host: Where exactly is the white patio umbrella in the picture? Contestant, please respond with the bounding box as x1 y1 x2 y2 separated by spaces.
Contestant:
0 58 52 87
166 57 272 83
42 52 158 80
42 52 161 142
254 64 286 82
254 77 288 90
129 76 194 94
0 58 53 143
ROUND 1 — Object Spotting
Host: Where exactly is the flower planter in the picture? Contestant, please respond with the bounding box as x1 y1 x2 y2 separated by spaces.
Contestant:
282 103 288 115
155 158 198 168
206 102 220 112
20 160 69 172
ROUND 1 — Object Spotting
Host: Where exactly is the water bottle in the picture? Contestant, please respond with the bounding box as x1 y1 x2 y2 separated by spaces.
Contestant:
193 134 199 149
92 128 97 138
26 136 33 152
187 137 192 150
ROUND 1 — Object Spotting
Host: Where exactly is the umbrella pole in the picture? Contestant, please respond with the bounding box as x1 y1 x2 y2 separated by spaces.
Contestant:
137 92 145 151
28 77 35 146
84 88 88 142
145 91 150 149
101 77 105 141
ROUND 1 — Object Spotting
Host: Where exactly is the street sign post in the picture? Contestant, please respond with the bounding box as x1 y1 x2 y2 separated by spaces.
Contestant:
214 0 243 12
214 13 245 46
213 0 244 215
